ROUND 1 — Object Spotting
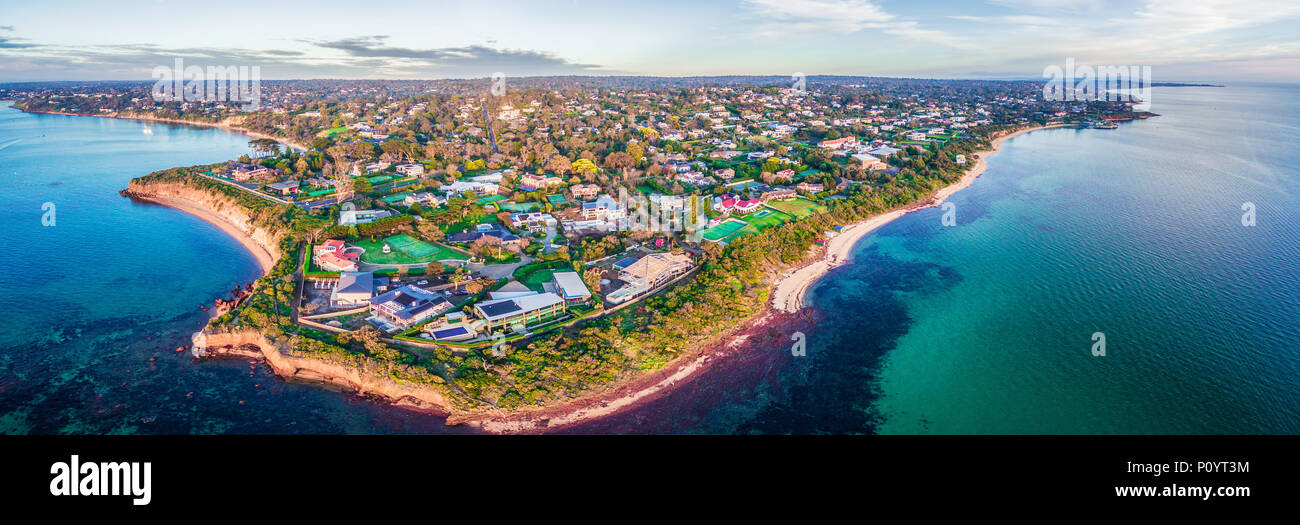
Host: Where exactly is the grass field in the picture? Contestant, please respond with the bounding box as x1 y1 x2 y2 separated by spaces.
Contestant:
385 234 437 257
766 198 826 218
700 218 748 242
741 208 793 231
520 269 557 292
700 208 797 243
356 236 468 264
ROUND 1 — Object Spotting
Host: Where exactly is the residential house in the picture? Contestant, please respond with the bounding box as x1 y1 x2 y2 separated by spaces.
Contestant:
551 271 592 304
851 153 883 169
581 195 626 222
509 212 557 233
761 188 797 202
607 252 693 304
446 226 521 245
440 180 500 197
713 194 762 215
570 183 601 200
338 209 395 226
331 271 376 306
368 285 452 330
404 192 446 208
519 173 565 191
817 136 857 149
474 292 567 332
395 163 425 176
316 252 358 272
796 181 825 193
266 180 299 196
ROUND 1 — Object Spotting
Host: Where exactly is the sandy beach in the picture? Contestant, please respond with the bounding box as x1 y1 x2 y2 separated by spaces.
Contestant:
462 125 1057 433
771 124 1051 313
129 193 278 274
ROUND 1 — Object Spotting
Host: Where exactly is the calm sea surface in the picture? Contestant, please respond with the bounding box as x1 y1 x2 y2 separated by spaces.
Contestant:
571 83 1300 434
5 83 1298 434
0 103 466 433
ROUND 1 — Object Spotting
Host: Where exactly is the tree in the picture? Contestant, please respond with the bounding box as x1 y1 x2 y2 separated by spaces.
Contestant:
603 152 635 170
546 155 573 175
381 140 410 160
353 177 373 194
416 220 445 241
625 143 644 164
352 141 379 159
583 267 603 294
425 261 445 277
572 157 599 176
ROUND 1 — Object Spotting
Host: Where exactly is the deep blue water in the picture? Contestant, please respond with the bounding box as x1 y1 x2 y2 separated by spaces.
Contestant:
0 103 464 433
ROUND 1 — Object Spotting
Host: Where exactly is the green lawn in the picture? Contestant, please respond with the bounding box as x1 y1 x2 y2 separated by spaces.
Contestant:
765 198 826 219
513 260 572 291
741 208 793 231
699 218 748 242
355 236 468 264
520 269 557 292
700 208 796 243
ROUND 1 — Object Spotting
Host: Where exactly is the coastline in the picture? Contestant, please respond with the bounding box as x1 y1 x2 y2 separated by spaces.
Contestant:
131 194 278 274
458 124 1058 433
15 108 310 152
771 124 1052 314
112 123 1055 433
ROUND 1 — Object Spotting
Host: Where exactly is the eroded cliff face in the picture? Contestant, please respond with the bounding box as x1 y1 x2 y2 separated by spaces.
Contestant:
122 180 283 263
195 330 455 415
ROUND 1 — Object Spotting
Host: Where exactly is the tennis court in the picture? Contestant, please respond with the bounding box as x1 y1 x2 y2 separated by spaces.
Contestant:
384 234 438 257
700 219 747 242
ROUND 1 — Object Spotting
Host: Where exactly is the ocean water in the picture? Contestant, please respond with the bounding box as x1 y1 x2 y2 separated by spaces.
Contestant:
569 83 1300 434
0 103 466 434
6 82 1299 436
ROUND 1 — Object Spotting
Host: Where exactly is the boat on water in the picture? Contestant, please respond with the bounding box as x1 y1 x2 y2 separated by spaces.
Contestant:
1090 120 1119 129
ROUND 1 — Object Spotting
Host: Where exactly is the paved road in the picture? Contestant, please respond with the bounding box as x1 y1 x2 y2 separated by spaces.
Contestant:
357 255 530 280
467 256 531 279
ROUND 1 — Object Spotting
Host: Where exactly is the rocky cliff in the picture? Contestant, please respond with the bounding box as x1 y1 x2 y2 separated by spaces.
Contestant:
193 330 455 414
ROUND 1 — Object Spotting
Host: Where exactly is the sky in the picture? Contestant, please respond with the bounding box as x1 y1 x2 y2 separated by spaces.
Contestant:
1 0 1299 82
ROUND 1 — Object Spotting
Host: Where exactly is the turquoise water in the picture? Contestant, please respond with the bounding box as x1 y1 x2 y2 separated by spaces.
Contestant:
0 103 464 433
573 84 1300 435
787 84 1300 434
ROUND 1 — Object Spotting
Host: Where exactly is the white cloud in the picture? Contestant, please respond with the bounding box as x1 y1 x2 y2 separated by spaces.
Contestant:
741 0 969 47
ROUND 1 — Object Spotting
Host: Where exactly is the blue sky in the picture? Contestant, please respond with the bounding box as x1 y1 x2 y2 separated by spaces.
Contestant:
2 0 1299 81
